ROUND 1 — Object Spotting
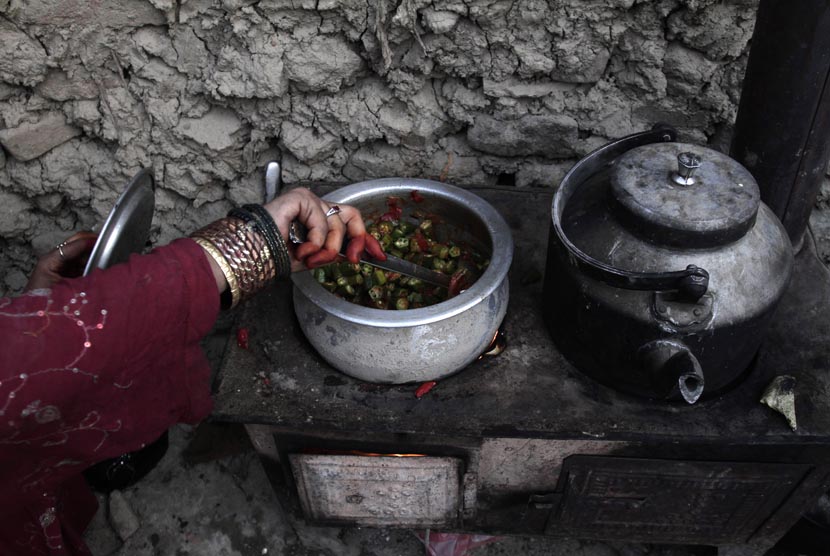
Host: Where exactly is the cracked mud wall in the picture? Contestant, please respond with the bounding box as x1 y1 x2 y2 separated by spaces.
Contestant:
0 0 826 295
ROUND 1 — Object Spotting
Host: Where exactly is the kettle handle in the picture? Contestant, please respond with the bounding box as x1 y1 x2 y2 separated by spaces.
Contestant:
552 125 709 301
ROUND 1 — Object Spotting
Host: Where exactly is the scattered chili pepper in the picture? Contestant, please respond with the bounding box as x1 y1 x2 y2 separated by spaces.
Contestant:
410 189 425 203
415 381 438 398
237 328 249 349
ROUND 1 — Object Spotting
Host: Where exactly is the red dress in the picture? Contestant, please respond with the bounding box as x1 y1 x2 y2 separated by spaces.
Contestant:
0 239 220 555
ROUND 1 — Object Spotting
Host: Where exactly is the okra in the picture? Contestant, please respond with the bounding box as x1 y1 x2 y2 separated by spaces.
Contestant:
337 284 356 297
340 262 360 276
393 236 410 250
337 275 364 287
368 286 384 301
315 199 488 311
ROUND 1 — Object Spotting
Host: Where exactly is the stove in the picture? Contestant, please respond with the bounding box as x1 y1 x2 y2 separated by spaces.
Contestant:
211 186 830 556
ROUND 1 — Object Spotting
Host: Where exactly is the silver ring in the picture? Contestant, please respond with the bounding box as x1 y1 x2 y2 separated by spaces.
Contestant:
56 242 67 259
325 205 341 218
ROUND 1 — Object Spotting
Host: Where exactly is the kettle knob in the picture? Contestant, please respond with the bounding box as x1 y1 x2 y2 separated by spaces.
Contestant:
672 152 701 186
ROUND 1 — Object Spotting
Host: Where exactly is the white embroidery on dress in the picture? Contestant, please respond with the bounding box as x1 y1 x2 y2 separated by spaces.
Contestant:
1 288 119 464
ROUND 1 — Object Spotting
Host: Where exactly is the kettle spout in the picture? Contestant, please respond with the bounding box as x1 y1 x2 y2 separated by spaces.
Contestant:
639 340 705 404
676 352 705 404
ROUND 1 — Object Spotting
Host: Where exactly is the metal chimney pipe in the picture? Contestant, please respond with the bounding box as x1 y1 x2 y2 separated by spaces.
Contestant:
730 0 830 248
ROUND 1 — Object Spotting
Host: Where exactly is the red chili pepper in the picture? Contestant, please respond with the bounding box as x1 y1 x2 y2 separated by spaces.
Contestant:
448 270 468 298
379 208 402 221
380 196 403 221
414 232 429 252
410 190 425 203
236 328 249 349
415 381 437 398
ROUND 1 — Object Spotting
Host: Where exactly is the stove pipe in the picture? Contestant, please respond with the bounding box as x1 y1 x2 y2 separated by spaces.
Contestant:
730 0 830 248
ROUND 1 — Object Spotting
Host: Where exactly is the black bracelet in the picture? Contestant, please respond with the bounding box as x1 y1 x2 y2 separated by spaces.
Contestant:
227 207 275 262
242 204 292 279
228 207 286 279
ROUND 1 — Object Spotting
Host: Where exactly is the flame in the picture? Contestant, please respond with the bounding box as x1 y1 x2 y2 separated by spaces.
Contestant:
353 451 426 458
303 448 425 457
478 329 506 359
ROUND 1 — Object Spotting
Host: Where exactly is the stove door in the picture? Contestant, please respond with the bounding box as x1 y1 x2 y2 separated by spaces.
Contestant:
547 455 810 545
290 454 462 527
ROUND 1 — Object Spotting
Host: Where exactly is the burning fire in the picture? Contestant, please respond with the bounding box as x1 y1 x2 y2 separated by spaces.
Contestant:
351 451 426 458
478 329 506 359
303 448 425 458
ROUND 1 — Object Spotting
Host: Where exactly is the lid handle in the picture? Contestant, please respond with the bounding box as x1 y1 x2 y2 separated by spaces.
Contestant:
672 152 701 186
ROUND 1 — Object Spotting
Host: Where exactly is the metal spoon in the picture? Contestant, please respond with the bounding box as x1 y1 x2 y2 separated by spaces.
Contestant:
288 220 451 288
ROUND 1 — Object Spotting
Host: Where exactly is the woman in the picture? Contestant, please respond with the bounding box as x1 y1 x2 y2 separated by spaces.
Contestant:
0 187 384 555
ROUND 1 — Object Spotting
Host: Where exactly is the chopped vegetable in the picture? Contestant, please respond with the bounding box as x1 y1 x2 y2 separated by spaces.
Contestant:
316 191 489 309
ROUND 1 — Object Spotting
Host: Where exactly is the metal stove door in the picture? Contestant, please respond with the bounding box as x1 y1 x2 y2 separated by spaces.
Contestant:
546 455 810 545
290 454 462 527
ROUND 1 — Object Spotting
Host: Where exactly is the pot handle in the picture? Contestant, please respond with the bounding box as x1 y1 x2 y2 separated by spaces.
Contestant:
552 124 709 301
638 339 705 404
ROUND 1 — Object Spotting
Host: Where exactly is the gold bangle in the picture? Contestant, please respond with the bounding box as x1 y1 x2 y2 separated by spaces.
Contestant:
193 237 241 309
192 217 277 305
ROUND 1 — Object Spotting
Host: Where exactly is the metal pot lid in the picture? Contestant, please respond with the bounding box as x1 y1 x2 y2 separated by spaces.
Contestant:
610 142 760 247
83 169 155 275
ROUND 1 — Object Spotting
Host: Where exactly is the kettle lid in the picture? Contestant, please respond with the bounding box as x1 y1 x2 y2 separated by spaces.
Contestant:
610 142 760 247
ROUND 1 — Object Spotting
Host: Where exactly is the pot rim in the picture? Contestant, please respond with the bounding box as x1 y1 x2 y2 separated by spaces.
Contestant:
291 178 513 328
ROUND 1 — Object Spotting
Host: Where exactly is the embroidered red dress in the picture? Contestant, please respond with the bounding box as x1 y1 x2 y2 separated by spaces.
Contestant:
0 239 220 555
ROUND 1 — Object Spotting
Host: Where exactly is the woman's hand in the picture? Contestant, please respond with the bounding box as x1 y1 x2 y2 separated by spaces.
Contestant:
264 187 385 271
25 232 98 291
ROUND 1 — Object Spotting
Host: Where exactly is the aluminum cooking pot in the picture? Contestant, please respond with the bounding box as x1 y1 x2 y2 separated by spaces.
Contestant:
542 126 793 404
292 178 513 384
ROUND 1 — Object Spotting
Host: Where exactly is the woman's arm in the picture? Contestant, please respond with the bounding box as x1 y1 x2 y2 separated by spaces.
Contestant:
0 187 379 485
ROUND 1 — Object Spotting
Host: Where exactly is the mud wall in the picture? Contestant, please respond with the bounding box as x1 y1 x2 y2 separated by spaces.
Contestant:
2 0 825 296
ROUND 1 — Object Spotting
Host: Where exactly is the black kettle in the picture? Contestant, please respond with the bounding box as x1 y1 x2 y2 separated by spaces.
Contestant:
543 126 793 404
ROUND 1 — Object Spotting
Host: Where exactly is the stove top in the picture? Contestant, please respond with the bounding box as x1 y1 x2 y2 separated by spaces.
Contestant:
212 186 830 445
